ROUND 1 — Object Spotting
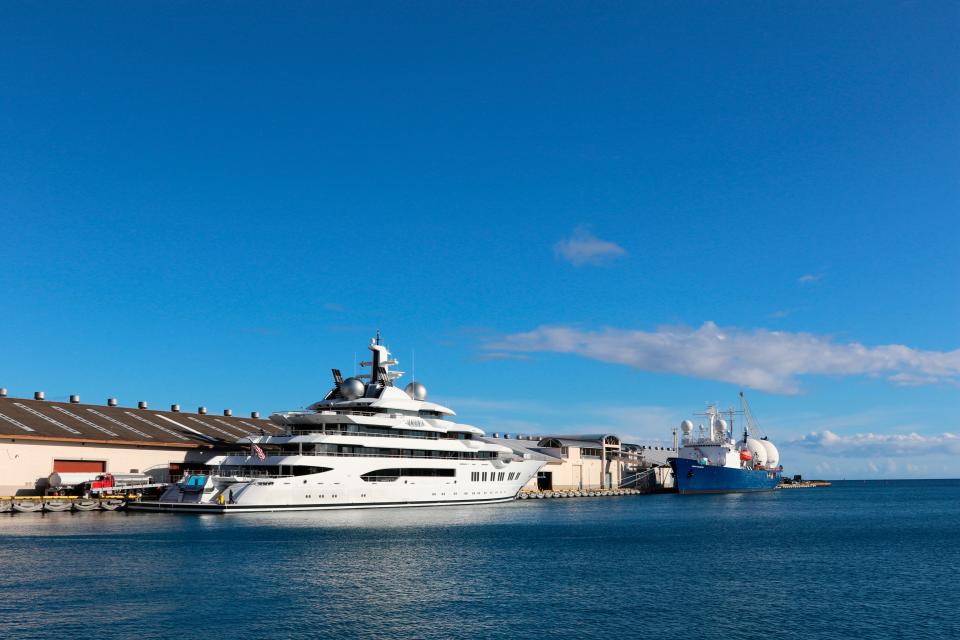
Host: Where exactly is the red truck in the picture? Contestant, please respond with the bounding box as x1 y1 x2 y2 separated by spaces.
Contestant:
89 473 152 491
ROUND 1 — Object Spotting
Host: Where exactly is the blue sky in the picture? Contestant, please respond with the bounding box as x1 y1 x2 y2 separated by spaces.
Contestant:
1 2 957 479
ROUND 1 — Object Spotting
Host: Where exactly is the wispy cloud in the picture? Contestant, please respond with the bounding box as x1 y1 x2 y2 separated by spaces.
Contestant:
788 430 960 457
475 352 532 362
554 226 627 267
485 322 960 394
798 273 822 284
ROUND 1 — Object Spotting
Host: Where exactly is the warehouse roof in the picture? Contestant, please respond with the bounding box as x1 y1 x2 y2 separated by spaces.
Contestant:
0 396 284 448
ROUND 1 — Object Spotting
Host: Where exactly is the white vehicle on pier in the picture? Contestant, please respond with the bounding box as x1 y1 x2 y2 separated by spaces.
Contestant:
131 334 545 513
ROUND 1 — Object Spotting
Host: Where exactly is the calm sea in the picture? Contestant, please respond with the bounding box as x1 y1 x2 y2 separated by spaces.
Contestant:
1 480 957 640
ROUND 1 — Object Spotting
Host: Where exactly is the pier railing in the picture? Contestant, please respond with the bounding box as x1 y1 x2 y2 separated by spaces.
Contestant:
618 468 658 488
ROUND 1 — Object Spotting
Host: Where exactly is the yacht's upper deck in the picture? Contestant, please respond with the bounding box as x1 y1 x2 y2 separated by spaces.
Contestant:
269 334 482 436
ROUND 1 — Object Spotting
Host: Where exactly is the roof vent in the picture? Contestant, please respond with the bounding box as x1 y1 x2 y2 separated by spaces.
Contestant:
70 395 80 404
171 404 180 412
492 432 500 438
223 409 233 417
107 398 118 407
504 433 511 439
34 391 45 401
138 401 148 409
0 388 7 397
198 406 207 415
251 411 260 419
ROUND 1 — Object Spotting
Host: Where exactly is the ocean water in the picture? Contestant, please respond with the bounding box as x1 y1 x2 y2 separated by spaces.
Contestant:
1 480 957 640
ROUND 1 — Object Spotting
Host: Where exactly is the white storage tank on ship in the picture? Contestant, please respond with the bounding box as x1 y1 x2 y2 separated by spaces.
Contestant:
759 439 779 468
745 437 768 467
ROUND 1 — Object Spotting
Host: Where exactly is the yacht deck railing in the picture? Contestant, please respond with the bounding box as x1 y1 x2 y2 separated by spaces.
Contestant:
285 429 444 440
217 450 499 461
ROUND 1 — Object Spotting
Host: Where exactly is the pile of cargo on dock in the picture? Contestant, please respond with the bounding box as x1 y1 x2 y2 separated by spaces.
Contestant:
779 479 832 488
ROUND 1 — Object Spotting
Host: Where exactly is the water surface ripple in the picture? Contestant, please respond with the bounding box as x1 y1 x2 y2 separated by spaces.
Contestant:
1 480 957 639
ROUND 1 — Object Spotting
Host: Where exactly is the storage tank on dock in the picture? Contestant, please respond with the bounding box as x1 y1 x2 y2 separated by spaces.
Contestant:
48 472 99 489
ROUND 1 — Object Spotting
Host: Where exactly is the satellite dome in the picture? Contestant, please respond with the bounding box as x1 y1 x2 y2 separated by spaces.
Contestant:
680 420 694 433
404 381 428 401
340 377 366 400
713 418 727 438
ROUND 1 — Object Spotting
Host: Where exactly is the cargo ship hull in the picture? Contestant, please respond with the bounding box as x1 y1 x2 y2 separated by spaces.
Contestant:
670 457 780 494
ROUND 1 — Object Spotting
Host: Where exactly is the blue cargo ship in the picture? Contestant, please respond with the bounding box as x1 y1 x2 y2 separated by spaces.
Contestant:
670 457 780 494
669 394 782 495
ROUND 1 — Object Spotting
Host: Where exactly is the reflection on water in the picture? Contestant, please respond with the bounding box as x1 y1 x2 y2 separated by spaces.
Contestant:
1 482 958 640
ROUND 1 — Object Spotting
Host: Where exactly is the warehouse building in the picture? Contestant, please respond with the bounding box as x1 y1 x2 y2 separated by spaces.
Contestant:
0 389 284 496
485 433 676 492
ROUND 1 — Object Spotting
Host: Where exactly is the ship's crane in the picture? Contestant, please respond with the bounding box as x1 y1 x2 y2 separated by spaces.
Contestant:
739 391 767 439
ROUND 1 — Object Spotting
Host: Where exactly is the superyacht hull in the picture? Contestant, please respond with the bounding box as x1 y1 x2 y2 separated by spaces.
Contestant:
130 457 544 513
128 494 516 513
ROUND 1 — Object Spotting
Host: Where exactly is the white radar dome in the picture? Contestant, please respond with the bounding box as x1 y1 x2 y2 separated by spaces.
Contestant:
404 381 428 401
680 420 694 433
340 377 366 400
713 419 727 438
760 439 779 468
745 437 768 467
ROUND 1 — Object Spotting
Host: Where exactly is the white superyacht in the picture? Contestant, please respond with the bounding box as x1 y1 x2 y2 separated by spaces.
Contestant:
131 334 544 512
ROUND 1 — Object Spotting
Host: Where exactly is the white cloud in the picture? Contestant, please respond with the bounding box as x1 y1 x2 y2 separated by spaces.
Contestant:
798 273 821 284
485 322 960 394
553 226 627 266
789 430 960 457
474 352 531 362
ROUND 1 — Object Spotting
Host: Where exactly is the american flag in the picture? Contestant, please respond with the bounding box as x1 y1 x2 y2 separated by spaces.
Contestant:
251 443 266 461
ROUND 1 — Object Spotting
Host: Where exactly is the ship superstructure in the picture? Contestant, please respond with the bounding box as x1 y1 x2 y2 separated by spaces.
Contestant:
668 393 781 494
131 334 545 512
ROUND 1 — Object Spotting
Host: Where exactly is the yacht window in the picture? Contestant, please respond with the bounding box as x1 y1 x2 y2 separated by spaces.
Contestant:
292 466 333 476
361 468 456 482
